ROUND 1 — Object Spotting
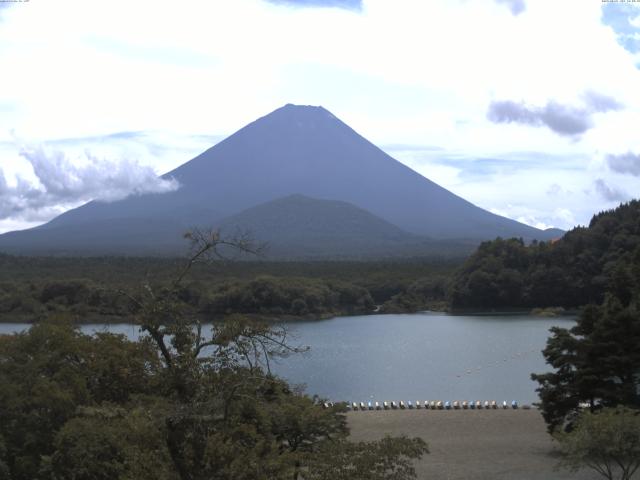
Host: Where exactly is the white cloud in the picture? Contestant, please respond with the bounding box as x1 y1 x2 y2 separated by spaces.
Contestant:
0 145 179 226
489 205 577 232
20 146 179 202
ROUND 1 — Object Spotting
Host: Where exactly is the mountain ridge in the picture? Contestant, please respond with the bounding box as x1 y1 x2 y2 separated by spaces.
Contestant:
217 194 474 259
0 104 562 256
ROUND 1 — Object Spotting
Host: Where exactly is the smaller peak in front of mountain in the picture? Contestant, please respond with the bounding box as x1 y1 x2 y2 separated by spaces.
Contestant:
216 194 429 259
264 193 339 205
218 194 412 239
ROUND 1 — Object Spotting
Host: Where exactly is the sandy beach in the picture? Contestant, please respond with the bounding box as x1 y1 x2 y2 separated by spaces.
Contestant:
347 409 601 480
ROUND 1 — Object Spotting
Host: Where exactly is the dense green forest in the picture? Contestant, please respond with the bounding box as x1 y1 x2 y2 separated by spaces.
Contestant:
3 201 640 322
529 214 640 433
0 233 428 480
0 255 458 323
449 200 640 310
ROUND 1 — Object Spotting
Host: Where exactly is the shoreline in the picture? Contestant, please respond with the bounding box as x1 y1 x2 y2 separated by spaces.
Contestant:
0 307 580 325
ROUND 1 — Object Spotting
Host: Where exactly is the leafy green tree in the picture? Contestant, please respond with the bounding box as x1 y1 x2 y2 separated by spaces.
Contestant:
555 407 640 480
305 436 428 480
532 293 640 432
43 405 178 480
0 317 92 480
0 317 159 480
449 237 531 309
381 275 449 313
117 228 428 480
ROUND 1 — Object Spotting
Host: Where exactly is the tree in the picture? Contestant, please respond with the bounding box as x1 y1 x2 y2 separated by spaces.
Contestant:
532 291 640 432
42 405 179 480
555 407 640 480
118 228 428 480
304 436 427 480
0 314 161 480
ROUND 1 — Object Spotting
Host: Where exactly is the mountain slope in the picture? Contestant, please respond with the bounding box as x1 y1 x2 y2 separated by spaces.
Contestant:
0 104 560 256
217 194 473 258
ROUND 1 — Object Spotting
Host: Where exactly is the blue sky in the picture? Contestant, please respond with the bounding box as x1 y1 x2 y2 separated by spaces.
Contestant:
0 0 639 234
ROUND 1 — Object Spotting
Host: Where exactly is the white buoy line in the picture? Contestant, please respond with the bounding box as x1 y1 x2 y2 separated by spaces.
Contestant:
454 347 540 379
323 400 534 410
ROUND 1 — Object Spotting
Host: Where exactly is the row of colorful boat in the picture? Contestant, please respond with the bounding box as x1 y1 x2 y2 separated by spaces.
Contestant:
327 400 530 410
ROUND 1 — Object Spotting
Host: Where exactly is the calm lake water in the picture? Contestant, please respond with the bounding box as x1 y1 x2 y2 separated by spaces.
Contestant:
0 313 574 403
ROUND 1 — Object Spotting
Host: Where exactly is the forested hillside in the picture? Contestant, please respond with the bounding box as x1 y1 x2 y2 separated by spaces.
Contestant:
529 203 640 432
449 200 640 310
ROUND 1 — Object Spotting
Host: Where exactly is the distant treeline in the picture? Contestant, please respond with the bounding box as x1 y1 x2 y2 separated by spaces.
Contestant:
4 200 638 321
449 200 640 310
0 256 459 322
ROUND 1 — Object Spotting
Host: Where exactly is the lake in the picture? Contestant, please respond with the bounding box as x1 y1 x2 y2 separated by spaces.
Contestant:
0 312 574 403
